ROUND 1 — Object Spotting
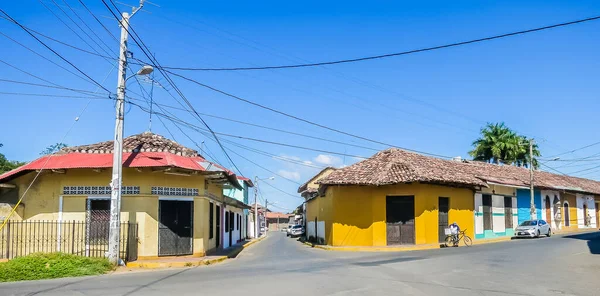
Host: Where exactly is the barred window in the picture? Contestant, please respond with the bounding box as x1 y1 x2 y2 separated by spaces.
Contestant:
63 186 139 195
151 187 199 196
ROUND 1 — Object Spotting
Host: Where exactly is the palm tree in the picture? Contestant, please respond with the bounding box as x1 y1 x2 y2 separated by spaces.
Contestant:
469 123 541 168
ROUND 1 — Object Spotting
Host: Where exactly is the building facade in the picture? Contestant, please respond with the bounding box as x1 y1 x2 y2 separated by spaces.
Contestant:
303 148 600 247
0 133 249 260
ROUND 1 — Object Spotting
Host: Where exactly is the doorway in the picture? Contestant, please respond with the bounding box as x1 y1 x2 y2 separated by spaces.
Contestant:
438 197 449 243
545 196 551 223
504 196 513 229
158 200 193 256
216 205 221 248
583 204 589 226
596 203 600 228
386 196 415 245
229 211 234 247
564 202 570 227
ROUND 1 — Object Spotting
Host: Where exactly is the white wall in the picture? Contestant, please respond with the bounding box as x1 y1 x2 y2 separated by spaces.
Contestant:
576 194 597 229
474 193 483 235
306 220 325 241
492 195 505 233
541 190 561 230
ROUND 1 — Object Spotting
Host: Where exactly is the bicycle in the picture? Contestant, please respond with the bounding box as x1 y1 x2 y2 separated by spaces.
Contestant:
444 229 473 247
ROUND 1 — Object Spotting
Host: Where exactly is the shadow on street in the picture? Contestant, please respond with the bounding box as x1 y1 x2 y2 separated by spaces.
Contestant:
560 231 600 254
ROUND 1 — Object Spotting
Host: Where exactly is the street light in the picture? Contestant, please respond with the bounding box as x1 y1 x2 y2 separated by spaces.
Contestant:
254 176 274 238
126 65 154 81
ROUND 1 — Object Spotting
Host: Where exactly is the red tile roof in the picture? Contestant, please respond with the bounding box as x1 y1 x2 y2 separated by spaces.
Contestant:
0 133 242 189
318 148 600 195
265 212 293 219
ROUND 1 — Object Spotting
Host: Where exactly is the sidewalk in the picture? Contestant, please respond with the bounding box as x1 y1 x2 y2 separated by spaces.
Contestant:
125 236 266 269
302 229 599 253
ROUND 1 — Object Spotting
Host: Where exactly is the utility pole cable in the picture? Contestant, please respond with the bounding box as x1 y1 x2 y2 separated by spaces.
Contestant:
108 1 145 265
529 139 536 221
254 176 258 239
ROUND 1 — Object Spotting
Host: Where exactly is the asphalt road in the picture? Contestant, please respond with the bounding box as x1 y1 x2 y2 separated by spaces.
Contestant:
2 231 600 296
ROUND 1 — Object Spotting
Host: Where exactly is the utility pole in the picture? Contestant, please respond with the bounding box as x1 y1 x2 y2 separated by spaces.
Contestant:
529 139 536 221
108 1 145 265
254 176 258 239
265 199 268 233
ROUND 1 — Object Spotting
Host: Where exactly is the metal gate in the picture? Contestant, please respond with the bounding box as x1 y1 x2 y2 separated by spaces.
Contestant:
438 197 449 243
158 200 193 256
505 196 513 229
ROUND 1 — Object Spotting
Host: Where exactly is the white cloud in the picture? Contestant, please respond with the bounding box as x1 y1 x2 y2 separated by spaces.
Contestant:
303 160 313 165
314 154 343 166
277 170 301 181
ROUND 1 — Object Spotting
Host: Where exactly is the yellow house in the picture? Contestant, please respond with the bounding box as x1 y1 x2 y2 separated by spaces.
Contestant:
0 132 249 261
304 148 600 248
302 149 478 247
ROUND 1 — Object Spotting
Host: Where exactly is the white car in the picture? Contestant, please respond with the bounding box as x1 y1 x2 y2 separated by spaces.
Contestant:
515 220 551 238
288 225 305 237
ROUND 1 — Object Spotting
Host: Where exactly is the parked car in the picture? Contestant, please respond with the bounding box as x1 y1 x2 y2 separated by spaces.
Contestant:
286 224 294 236
280 226 288 232
514 220 551 238
288 225 305 237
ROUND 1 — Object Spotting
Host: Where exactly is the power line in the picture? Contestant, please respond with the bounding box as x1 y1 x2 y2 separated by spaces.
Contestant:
57 0 117 56
35 0 114 66
76 0 120 43
128 102 370 160
543 141 600 159
123 94 381 153
101 0 244 177
0 9 112 93
0 31 111 89
165 70 452 159
157 15 600 71
0 15 116 60
261 181 302 200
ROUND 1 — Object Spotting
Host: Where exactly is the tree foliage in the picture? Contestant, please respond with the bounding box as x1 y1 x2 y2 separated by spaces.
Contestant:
0 143 26 174
469 123 541 169
40 143 68 156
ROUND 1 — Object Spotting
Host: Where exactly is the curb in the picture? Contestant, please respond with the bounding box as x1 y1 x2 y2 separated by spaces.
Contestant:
302 241 441 252
301 230 599 253
125 236 266 269
125 256 227 269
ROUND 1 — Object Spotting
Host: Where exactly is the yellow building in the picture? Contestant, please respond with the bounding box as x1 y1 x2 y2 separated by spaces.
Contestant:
0 132 249 261
302 149 478 247
304 148 600 248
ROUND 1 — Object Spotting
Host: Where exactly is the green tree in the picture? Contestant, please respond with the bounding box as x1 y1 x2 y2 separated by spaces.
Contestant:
0 143 26 174
40 143 68 155
469 123 541 169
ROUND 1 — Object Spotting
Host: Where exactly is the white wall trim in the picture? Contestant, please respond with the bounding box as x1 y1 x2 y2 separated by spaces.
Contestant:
87 196 110 200
57 195 63 252
158 196 194 201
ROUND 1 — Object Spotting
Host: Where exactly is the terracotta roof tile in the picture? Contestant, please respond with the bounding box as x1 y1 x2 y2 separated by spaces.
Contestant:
318 148 600 195
61 132 199 157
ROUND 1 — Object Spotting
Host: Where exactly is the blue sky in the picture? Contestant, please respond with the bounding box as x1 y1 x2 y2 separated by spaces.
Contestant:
1 0 600 211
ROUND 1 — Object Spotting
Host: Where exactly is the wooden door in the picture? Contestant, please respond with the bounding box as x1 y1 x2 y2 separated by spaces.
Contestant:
564 203 570 227
545 196 551 223
438 197 449 243
386 196 415 245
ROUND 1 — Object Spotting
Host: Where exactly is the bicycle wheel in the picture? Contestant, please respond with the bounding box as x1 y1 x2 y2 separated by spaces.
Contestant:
444 235 454 247
463 235 473 247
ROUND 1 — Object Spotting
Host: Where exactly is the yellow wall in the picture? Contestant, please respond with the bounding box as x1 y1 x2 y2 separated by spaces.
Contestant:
312 183 475 247
305 168 336 191
5 168 236 257
480 185 516 197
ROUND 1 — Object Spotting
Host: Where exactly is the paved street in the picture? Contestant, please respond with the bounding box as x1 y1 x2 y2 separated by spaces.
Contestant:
2 231 600 296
